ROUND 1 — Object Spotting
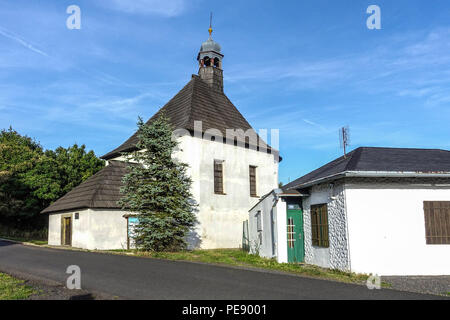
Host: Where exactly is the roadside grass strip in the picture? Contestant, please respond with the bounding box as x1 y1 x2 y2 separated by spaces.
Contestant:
0 272 36 300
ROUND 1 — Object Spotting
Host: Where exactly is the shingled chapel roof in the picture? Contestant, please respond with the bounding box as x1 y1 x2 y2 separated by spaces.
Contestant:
41 161 131 214
101 75 274 160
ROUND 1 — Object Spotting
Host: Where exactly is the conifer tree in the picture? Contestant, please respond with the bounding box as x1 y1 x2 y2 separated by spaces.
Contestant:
119 115 197 251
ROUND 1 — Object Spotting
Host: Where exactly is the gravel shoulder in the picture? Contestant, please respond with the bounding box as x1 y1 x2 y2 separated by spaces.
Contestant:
383 276 450 297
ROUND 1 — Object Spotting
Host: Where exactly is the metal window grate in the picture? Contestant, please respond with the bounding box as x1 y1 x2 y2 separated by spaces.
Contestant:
424 201 450 245
249 166 257 197
214 160 224 194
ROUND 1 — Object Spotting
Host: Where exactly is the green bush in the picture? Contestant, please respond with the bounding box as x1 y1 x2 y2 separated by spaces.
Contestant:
0 224 47 241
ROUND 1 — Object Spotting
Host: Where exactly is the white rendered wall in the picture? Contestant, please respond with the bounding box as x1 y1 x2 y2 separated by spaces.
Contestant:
48 210 87 246
275 200 288 263
345 181 450 275
48 211 59 245
175 135 279 249
302 182 350 271
249 193 275 258
106 134 278 249
48 209 128 250
248 194 288 263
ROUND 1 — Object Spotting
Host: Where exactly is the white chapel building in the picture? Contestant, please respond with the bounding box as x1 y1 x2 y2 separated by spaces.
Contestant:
42 29 279 250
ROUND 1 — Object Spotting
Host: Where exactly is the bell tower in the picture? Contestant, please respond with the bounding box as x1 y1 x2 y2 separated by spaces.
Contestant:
197 14 224 92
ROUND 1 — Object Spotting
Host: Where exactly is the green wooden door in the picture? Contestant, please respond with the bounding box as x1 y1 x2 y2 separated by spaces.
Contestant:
287 209 304 263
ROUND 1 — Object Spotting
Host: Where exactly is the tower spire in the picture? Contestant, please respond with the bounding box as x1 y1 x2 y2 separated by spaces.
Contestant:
208 12 213 37
197 13 224 92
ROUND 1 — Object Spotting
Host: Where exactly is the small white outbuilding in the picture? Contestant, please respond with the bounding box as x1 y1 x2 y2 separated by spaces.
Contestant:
42 161 134 250
248 147 450 276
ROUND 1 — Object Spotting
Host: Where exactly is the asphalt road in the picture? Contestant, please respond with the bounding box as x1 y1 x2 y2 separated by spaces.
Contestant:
0 240 443 299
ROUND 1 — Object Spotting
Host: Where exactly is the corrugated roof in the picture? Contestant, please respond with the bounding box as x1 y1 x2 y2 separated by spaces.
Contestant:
283 147 450 190
41 161 131 214
101 75 273 160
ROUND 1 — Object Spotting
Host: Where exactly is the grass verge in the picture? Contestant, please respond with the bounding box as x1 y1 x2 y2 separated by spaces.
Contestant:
109 248 374 285
0 273 36 300
0 236 47 246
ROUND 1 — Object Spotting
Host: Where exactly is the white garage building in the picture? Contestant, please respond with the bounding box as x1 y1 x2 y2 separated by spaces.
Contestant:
248 147 450 275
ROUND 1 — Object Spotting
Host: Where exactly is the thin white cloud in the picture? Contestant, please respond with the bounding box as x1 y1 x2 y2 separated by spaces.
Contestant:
0 26 48 57
228 27 450 106
302 119 327 131
82 92 162 114
0 23 133 88
105 0 187 17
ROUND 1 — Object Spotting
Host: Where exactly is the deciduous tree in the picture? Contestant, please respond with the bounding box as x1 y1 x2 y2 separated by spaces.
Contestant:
0 127 104 230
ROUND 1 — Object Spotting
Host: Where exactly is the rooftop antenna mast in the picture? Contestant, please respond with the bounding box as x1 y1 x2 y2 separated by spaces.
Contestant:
339 126 350 158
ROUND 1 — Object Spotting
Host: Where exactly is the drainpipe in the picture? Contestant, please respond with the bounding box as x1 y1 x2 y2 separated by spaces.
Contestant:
270 189 283 259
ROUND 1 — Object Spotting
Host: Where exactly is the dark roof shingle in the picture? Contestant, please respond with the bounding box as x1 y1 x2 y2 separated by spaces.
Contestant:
283 147 450 190
101 75 270 160
41 161 131 214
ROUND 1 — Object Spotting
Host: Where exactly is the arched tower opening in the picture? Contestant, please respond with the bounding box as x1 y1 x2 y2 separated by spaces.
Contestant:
196 18 224 92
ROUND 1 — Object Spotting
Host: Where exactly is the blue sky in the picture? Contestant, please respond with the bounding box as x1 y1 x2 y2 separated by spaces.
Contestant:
1 0 450 184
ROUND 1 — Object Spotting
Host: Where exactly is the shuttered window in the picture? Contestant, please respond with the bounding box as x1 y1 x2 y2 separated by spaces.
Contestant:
214 160 224 194
423 201 450 245
249 166 257 197
311 204 329 247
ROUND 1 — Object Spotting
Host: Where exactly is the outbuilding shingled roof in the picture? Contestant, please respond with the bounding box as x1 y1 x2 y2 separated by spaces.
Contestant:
41 161 131 214
101 74 272 160
283 147 450 190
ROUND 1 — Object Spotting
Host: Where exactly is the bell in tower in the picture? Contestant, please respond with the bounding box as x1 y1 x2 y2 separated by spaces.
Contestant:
197 14 224 92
